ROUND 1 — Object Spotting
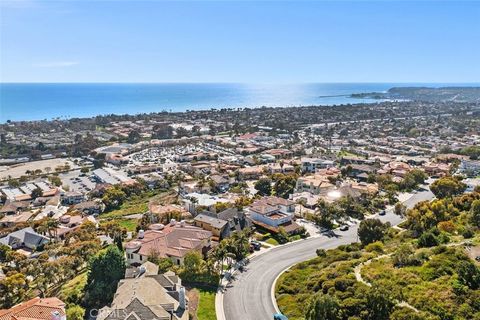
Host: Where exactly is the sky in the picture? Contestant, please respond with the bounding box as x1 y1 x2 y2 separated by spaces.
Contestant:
0 0 479 83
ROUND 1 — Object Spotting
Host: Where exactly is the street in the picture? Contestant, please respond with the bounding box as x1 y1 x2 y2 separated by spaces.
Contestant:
222 188 434 320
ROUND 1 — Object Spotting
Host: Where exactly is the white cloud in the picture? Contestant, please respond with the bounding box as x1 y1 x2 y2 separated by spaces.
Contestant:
33 61 79 68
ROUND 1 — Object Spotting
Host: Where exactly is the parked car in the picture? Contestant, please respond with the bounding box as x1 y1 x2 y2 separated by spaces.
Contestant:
274 314 288 320
339 225 349 231
250 240 261 250
379 210 386 216
476 256 480 262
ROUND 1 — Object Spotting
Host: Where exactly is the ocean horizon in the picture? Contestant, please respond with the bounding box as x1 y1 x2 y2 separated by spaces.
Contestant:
1 82 478 123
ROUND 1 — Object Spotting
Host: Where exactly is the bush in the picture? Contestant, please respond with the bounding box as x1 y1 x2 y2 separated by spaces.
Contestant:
358 219 390 245
418 232 439 248
461 227 475 239
365 241 384 253
316 249 327 257
66 305 85 320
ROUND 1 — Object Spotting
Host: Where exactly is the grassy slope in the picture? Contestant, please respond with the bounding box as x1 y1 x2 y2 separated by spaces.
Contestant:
196 287 217 320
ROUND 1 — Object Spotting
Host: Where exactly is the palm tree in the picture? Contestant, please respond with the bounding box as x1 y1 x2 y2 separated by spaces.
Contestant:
45 218 59 239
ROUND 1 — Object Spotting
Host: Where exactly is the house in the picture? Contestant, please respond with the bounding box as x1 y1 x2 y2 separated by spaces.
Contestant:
0 201 29 216
247 197 301 234
34 205 68 221
209 174 230 192
0 227 49 250
193 214 228 240
344 164 377 181
459 159 480 177
195 207 249 240
99 266 187 320
423 162 450 177
54 215 98 240
61 191 84 205
238 166 265 180
378 161 412 178
0 297 66 320
182 193 233 214
73 201 104 215
295 175 336 196
124 221 211 266
264 149 293 159
0 211 35 227
340 156 376 166
301 157 335 173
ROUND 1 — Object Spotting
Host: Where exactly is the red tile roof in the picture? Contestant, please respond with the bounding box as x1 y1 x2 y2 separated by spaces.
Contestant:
0 297 65 320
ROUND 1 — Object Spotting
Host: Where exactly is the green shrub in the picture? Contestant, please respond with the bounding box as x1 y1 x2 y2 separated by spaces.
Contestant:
418 232 439 248
365 241 384 253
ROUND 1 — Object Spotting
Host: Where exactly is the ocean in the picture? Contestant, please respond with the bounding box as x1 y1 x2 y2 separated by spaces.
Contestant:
0 83 472 122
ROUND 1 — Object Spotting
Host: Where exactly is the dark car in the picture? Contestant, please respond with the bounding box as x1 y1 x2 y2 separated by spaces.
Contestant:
476 256 480 262
339 225 349 231
250 240 261 250
379 210 386 216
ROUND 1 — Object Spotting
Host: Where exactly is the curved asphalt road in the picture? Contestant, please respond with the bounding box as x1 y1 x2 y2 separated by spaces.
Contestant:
223 189 434 320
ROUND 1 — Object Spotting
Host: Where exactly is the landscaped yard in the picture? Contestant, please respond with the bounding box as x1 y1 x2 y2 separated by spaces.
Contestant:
265 237 279 246
116 218 139 232
101 189 177 219
187 286 217 320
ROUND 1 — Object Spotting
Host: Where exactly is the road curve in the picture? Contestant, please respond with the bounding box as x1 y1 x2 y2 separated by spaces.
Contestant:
222 189 434 320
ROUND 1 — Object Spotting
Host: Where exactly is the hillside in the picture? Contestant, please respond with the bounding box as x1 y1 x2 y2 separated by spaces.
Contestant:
351 87 480 103
275 189 480 320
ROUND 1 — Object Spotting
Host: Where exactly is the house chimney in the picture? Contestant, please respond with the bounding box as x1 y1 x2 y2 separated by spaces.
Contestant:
138 230 145 239
179 286 186 309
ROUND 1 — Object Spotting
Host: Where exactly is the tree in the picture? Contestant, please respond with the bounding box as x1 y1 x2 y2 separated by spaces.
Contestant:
314 199 342 230
80 167 90 174
430 176 466 199
102 187 127 210
31 187 43 199
85 246 126 308
470 199 480 227
183 250 204 275
48 175 62 187
305 293 340 320
0 273 28 308
254 178 272 196
127 129 141 143
364 287 395 320
394 202 407 216
417 231 439 247
0 244 12 262
66 304 85 320
273 175 297 199
152 123 173 139
458 260 480 290
358 219 389 245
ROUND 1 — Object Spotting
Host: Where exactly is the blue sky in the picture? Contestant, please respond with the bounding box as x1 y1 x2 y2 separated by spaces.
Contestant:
0 0 479 83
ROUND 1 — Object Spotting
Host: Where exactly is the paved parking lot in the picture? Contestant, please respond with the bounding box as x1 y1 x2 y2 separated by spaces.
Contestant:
60 170 96 192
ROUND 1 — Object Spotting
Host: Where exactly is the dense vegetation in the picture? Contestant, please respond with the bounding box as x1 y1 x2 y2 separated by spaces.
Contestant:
276 189 480 320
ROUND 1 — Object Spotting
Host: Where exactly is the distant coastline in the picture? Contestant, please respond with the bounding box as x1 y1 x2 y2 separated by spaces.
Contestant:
1 83 479 123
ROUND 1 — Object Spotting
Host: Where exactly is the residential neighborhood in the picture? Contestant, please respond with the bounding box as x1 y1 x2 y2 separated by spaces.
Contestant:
0 99 479 320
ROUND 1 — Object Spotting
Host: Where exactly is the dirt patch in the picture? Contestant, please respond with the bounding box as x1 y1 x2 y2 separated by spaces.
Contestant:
467 245 480 264
186 287 200 320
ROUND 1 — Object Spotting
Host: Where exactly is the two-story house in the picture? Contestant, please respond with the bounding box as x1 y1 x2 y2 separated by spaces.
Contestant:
246 196 301 234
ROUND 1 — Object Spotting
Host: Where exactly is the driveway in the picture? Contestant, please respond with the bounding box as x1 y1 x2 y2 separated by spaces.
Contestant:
222 189 434 320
